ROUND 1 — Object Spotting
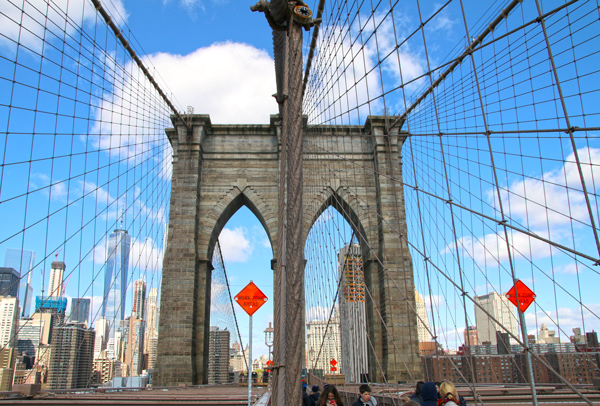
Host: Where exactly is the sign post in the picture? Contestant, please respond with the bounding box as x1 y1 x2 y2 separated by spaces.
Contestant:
235 281 268 406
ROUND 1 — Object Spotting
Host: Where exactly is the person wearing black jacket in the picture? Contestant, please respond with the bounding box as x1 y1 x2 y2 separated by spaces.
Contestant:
421 382 439 406
410 381 425 405
303 383 312 406
351 384 377 406
309 385 321 406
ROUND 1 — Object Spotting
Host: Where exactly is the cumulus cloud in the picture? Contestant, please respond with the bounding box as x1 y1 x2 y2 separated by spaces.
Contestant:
500 147 600 230
29 174 68 201
423 294 444 312
142 43 277 124
442 229 553 266
219 227 253 262
426 2 457 33
360 11 426 91
85 41 276 183
525 303 600 341
304 7 429 125
305 22 383 125
554 262 583 275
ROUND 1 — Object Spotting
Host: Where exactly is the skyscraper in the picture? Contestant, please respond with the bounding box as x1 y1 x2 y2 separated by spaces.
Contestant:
101 228 131 328
0 297 18 390
69 298 91 326
464 325 478 346
17 317 46 358
132 279 146 320
48 261 65 297
208 327 230 384
0 296 19 348
144 288 158 354
93 317 109 358
337 244 368 383
4 248 35 317
474 292 518 346
125 317 145 376
306 315 342 374
415 289 431 342
0 268 19 298
47 323 95 389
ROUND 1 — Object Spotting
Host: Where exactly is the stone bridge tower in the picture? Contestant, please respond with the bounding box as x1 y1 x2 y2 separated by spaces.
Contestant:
154 114 421 386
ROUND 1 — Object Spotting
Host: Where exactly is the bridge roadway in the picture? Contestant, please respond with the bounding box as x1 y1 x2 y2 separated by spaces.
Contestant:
336 384 600 406
2 383 600 405
0 384 268 405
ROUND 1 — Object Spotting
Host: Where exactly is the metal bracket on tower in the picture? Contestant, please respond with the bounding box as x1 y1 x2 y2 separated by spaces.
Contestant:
250 0 321 32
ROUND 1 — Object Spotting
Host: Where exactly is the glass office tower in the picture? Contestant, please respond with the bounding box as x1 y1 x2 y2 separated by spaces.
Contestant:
3 248 35 317
101 229 131 330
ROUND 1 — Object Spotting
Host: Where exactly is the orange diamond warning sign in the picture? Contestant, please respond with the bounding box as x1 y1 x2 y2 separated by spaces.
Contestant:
235 281 268 316
506 280 536 313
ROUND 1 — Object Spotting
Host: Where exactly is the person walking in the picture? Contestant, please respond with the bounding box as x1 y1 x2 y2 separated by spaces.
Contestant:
318 385 344 406
438 381 462 406
410 381 425 405
351 384 377 406
420 382 439 406
309 385 321 406
303 383 312 406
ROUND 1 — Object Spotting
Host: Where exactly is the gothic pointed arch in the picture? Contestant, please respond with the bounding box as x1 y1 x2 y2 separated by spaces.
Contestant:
304 184 370 259
202 184 276 262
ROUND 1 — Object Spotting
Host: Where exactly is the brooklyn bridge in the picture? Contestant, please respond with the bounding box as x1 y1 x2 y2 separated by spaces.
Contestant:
0 0 599 405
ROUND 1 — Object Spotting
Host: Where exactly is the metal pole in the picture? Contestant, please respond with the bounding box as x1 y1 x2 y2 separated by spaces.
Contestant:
248 315 253 406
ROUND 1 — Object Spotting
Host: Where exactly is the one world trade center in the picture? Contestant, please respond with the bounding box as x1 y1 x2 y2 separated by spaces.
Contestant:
102 228 131 329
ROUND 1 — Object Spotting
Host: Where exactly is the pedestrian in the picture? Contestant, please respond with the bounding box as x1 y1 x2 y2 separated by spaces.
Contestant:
420 382 438 406
410 381 424 404
310 385 321 406
318 384 344 406
351 384 377 406
438 381 460 406
303 383 312 406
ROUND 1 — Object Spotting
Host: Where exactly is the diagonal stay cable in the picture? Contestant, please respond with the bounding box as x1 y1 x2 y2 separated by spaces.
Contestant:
90 0 190 133
216 240 249 373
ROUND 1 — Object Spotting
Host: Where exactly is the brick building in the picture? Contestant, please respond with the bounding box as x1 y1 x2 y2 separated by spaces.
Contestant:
47 323 95 389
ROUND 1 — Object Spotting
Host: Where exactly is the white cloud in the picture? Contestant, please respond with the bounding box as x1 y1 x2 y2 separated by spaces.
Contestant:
0 0 127 54
440 147 600 269
427 2 457 32
143 43 277 124
219 227 253 262
423 294 444 312
442 229 552 266
361 11 426 92
85 41 276 176
305 22 383 125
555 262 582 275
500 147 600 230
525 304 600 341
129 237 164 273
29 174 68 201
82 180 114 205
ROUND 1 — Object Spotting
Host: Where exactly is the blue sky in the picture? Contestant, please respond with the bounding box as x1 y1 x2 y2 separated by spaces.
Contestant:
1 0 599 363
